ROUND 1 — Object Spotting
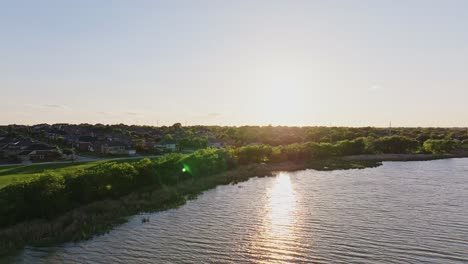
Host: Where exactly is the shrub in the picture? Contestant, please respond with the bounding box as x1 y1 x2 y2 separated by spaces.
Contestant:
372 136 419 154
423 139 459 154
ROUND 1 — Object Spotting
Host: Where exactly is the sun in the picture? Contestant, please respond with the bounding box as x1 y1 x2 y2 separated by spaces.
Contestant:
248 63 313 125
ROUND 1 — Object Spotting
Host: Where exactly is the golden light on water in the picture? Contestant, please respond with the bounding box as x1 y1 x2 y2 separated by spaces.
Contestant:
268 173 295 236
250 173 300 263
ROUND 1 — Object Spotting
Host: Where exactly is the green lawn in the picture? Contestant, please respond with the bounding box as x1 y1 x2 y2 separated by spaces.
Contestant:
0 158 156 189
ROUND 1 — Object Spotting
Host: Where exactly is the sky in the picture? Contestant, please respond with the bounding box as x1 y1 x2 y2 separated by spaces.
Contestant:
1 0 468 127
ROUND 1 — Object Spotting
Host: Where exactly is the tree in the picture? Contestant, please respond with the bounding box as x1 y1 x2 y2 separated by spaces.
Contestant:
62 148 74 155
423 139 459 154
372 136 419 154
335 138 366 156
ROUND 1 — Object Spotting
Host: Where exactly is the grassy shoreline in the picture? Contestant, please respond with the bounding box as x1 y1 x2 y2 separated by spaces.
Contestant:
0 153 465 256
0 158 380 256
340 153 468 161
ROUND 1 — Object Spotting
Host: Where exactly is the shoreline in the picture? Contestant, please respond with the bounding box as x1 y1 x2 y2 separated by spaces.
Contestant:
0 154 465 256
340 153 468 161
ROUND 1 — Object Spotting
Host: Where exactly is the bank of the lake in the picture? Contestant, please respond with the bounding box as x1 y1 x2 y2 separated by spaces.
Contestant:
0 152 465 256
0 158 381 255
5 157 468 264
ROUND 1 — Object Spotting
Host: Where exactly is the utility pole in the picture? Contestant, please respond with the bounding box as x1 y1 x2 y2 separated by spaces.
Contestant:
389 121 392 136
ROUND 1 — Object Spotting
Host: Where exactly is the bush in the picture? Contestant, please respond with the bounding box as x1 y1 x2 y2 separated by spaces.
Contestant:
0 173 67 226
334 138 367 156
372 136 419 154
461 139 468 150
236 145 273 164
180 148 228 177
423 139 459 154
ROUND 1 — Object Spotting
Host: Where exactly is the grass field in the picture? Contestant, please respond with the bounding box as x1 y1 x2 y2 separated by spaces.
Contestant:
0 158 154 189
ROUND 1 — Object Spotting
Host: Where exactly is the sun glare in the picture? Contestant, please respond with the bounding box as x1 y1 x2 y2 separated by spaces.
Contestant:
249 173 299 263
250 64 312 125
269 173 295 235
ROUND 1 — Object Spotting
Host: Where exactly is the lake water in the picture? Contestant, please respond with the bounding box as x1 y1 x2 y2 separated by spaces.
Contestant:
6 159 468 263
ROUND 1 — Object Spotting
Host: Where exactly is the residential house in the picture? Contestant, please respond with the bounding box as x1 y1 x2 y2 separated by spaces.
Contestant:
207 137 234 148
1 139 34 157
95 141 136 155
29 149 62 162
208 137 224 148
142 138 156 149
76 142 94 152
11 142 62 163
154 141 178 152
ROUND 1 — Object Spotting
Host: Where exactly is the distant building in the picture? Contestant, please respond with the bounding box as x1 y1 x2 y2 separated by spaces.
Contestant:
6 141 62 163
95 141 136 155
29 149 62 162
208 138 224 148
1 139 34 157
154 140 177 152
76 142 94 152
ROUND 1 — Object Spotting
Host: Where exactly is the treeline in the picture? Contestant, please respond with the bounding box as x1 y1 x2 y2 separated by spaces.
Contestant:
1 136 467 228
5 123 468 149
209 126 468 146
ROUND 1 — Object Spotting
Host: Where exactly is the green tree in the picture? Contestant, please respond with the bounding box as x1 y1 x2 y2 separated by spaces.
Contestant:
423 139 459 154
372 136 419 154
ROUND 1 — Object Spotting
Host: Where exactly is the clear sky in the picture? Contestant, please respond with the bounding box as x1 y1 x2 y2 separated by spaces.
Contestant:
1 0 468 127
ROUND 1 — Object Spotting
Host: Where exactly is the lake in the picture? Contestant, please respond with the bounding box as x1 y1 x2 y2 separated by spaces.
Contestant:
5 159 468 263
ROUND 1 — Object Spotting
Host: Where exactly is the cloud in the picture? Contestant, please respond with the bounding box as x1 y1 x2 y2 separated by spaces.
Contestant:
44 104 69 109
24 104 68 110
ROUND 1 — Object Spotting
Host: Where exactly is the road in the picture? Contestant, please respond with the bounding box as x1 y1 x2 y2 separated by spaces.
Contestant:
0 154 161 167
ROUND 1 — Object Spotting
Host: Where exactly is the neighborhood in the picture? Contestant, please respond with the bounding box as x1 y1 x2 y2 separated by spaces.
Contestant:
0 123 230 164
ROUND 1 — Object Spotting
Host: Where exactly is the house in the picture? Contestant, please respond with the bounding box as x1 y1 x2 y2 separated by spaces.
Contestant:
76 142 94 152
95 141 136 155
78 135 97 143
153 140 177 152
207 137 224 148
142 139 156 149
11 142 62 163
1 139 34 157
0 139 9 157
17 150 32 162
207 137 233 148
29 149 62 162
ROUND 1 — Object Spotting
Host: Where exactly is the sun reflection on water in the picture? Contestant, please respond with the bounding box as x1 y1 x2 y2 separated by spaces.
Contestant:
249 172 300 263
269 173 295 236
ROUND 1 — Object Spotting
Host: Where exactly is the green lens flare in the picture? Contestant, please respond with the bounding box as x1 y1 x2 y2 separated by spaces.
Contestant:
182 164 191 174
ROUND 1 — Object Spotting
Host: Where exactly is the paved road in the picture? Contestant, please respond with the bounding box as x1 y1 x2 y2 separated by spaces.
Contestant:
0 155 161 167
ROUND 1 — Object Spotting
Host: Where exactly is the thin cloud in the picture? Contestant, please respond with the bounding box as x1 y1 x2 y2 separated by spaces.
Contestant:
24 104 68 109
44 104 66 108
